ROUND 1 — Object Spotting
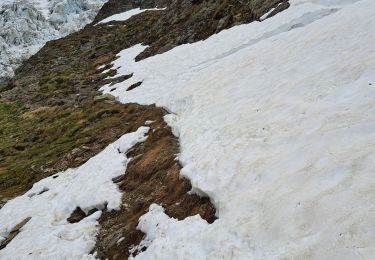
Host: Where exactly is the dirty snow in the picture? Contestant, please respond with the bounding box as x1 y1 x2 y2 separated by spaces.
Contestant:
97 8 165 24
0 127 149 259
99 0 375 259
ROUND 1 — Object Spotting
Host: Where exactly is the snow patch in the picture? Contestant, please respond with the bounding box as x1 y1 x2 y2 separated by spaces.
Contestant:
96 8 165 24
0 127 149 259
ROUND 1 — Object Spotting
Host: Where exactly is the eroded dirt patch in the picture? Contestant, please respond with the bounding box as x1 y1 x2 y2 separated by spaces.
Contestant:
94 113 216 259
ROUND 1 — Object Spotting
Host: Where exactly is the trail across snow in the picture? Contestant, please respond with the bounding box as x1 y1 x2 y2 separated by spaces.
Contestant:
99 0 375 259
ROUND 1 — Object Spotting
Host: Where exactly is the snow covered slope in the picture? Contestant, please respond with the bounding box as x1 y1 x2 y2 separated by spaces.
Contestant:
99 0 375 259
0 0 374 258
0 0 107 81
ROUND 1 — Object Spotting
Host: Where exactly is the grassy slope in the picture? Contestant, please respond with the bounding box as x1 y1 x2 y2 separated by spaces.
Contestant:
0 100 142 199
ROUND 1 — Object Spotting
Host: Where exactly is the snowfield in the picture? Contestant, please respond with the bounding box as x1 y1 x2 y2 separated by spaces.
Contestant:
0 0 374 259
99 0 375 259
0 0 107 81
0 127 149 259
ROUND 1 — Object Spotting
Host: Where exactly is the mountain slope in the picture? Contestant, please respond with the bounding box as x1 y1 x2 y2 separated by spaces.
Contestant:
0 0 374 259
100 0 375 258
0 0 287 258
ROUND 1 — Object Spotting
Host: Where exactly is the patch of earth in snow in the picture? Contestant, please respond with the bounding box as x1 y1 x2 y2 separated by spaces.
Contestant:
0 127 149 259
0 0 107 81
100 0 375 259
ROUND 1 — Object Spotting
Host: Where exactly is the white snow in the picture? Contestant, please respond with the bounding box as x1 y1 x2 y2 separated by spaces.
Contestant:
96 8 165 24
97 64 107 70
0 127 149 259
0 0 107 81
99 0 375 259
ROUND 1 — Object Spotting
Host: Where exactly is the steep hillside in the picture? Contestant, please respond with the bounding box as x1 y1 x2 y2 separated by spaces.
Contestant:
1 0 374 259
0 0 287 205
0 0 288 258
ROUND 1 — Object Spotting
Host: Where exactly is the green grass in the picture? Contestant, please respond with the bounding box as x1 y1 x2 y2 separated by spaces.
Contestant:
0 100 128 199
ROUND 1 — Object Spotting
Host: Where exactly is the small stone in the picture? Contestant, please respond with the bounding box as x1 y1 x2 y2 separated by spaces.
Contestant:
87 208 99 216
67 207 87 223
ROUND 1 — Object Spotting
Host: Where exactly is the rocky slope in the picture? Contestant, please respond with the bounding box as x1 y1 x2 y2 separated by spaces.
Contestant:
94 0 289 60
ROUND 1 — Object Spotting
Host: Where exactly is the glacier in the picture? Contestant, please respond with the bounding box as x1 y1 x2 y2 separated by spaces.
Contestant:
0 0 107 81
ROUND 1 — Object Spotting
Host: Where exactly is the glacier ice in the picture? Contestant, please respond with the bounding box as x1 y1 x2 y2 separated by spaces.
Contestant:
0 0 107 81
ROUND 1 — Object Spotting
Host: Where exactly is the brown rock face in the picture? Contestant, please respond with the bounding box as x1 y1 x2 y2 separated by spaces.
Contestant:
67 207 88 224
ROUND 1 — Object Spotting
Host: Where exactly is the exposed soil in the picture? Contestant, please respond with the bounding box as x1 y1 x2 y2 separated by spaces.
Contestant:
94 0 290 61
95 111 216 259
